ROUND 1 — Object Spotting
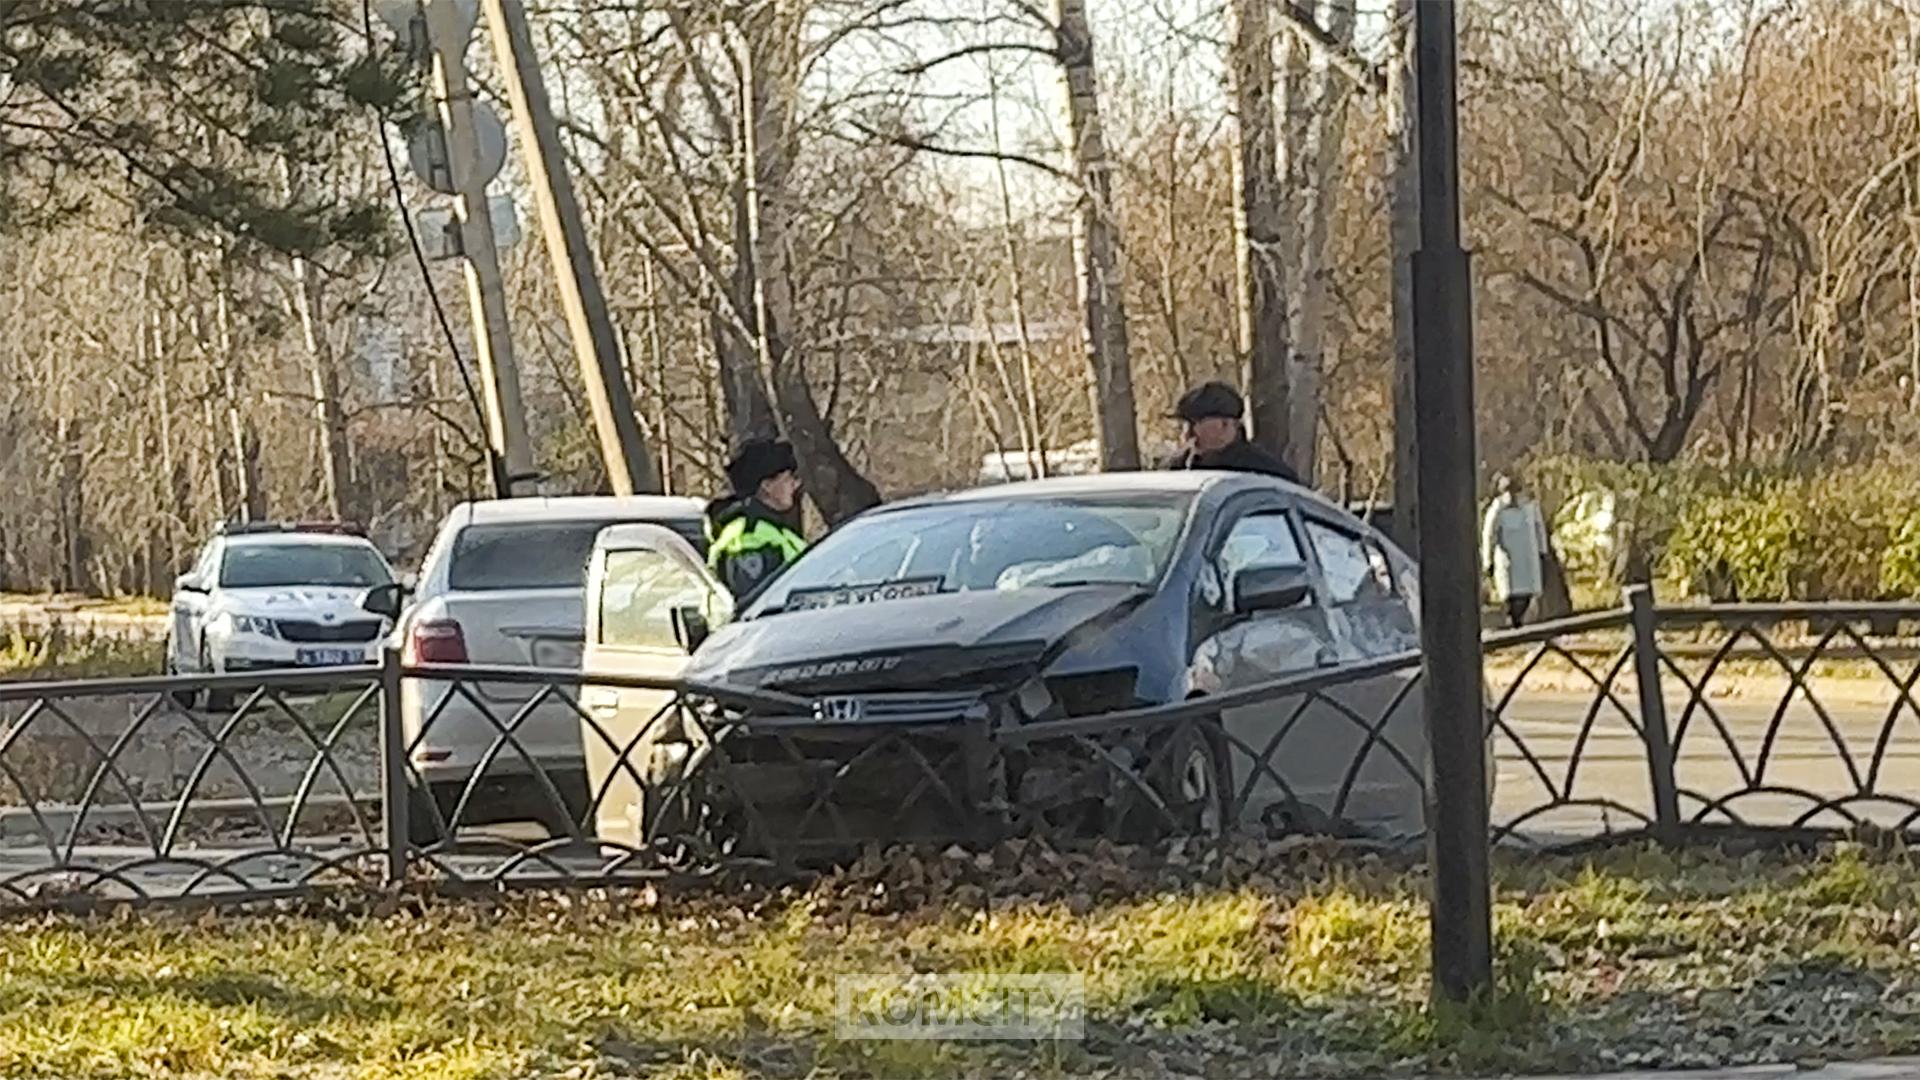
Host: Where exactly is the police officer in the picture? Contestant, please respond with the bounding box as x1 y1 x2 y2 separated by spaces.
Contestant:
1160 381 1300 483
705 438 808 599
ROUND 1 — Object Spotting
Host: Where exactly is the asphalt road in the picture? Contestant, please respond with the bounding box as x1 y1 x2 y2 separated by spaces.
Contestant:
1494 684 1920 837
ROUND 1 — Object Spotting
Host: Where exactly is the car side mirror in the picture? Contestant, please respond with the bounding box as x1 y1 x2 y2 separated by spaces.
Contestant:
176 574 206 595
1233 564 1313 615
360 582 409 621
671 606 711 654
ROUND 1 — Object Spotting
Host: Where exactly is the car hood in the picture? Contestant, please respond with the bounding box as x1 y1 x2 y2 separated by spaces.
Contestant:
218 586 375 619
685 585 1145 690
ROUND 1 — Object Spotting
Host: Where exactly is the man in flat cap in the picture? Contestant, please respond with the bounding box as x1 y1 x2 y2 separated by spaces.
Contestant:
1159 381 1300 483
705 438 808 599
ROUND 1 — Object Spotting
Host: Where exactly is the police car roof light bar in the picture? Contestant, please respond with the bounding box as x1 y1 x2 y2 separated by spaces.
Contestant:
216 520 366 537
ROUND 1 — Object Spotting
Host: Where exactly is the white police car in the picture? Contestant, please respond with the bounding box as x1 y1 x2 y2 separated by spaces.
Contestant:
167 523 398 707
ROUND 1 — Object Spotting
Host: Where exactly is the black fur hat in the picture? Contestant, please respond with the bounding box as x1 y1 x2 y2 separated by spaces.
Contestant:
726 438 798 494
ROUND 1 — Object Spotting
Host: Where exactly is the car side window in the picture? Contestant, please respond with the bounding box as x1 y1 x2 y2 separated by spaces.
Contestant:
1217 512 1306 584
598 548 720 650
1305 520 1394 605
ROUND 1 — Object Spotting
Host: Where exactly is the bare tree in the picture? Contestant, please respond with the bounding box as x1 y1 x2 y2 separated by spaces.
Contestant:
1228 0 1294 464
1285 0 1359 481
1052 0 1142 470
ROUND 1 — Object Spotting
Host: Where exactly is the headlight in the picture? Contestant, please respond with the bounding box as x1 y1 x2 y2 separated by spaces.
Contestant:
222 613 279 638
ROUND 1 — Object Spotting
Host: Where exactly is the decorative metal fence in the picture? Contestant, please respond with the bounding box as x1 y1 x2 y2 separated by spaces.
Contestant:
4 589 1920 909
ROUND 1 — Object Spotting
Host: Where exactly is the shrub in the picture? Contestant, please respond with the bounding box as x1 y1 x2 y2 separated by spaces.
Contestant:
1664 481 1804 600
1882 512 1920 598
1526 458 1920 602
1802 470 1908 600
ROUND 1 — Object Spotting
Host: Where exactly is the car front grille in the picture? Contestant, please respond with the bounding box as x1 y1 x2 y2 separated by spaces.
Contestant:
277 619 383 643
808 690 987 725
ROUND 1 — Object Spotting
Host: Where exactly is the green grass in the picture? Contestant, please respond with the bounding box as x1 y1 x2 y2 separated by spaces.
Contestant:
4 844 1920 1077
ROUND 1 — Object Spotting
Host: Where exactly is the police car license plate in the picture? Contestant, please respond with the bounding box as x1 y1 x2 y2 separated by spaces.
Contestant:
295 648 361 667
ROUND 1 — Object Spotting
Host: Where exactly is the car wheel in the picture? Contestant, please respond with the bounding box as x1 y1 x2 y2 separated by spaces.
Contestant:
406 779 457 849
1135 716 1230 840
164 648 200 710
523 768 591 841
199 640 236 713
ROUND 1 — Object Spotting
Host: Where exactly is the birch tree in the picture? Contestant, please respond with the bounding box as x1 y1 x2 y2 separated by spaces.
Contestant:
1229 0 1294 465
1054 0 1142 471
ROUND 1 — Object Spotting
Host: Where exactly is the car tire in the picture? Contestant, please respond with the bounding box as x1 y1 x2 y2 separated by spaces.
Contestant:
198 639 237 714
523 768 591 840
164 649 200 711
1138 715 1231 840
406 779 457 849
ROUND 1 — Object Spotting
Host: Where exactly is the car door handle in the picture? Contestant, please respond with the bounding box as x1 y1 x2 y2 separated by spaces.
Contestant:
1315 648 1339 668
584 689 619 714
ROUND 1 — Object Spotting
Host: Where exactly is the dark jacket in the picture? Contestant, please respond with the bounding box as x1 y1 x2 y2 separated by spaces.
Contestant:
1159 438 1301 484
704 496 807 600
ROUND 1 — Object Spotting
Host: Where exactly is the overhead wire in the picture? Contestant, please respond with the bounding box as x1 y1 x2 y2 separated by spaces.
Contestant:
359 0 509 497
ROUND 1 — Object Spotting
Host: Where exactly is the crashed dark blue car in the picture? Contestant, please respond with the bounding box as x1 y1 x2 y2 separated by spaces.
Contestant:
588 473 1436 851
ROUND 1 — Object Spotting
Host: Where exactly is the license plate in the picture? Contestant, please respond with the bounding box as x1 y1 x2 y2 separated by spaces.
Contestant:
786 577 943 612
295 648 362 667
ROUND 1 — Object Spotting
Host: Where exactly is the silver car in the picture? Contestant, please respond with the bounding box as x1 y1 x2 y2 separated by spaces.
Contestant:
390 496 705 840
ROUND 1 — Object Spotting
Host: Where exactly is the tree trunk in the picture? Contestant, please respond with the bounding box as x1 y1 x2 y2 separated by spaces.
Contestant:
213 256 266 523
739 1 880 522
290 256 355 522
1054 0 1141 471
57 416 87 594
717 190 778 450
1287 0 1358 484
0 408 15 592
148 283 188 593
1229 0 1294 463
1387 0 1420 556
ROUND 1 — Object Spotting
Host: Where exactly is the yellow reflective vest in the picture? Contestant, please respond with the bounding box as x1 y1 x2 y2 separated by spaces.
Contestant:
707 510 806 597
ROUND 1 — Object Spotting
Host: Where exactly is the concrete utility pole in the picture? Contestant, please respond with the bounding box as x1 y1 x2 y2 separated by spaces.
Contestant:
1410 0 1493 1004
481 0 658 494
421 0 537 497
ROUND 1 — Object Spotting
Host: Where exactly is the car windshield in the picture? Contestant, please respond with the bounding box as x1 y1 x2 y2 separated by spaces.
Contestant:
450 519 704 591
747 494 1191 617
219 543 392 589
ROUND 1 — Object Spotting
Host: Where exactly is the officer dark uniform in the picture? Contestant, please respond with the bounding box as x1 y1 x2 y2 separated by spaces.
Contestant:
705 439 808 599
1159 381 1301 483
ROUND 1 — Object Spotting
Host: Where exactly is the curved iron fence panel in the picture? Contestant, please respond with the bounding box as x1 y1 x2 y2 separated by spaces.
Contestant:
0 668 386 909
0 602 1918 908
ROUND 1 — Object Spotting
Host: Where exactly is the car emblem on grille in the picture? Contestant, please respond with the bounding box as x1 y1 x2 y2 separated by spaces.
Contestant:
814 697 866 723
322 612 337 622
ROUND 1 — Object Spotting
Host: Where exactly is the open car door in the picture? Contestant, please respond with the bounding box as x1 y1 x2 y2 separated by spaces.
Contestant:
581 524 732 848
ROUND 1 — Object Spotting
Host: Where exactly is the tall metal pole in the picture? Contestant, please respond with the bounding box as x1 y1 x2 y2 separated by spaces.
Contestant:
1411 0 1492 1003
423 0 537 497
481 0 658 494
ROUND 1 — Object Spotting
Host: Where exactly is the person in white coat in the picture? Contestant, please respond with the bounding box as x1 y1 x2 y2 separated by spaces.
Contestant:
1483 473 1549 627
